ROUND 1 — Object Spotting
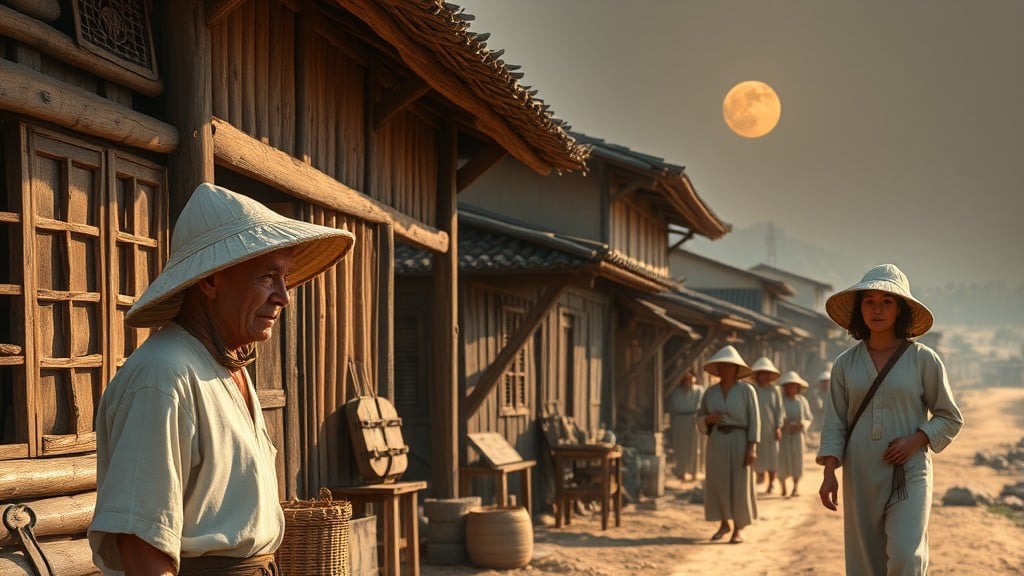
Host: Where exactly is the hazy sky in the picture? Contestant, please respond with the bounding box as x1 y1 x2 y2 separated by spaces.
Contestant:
456 0 1023 290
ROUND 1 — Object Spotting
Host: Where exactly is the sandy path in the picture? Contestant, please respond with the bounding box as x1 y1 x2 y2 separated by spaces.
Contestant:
421 386 1024 575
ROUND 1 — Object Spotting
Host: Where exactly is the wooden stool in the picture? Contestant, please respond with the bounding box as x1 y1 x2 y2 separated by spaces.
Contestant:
551 445 623 530
329 481 427 576
459 459 536 516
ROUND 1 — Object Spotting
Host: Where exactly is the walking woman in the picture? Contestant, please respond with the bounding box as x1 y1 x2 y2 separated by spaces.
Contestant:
817 264 963 575
777 370 812 497
698 345 760 544
750 357 783 494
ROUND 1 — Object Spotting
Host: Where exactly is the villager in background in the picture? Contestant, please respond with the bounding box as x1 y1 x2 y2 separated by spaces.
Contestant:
777 370 813 498
666 369 704 481
807 366 830 448
89 183 355 575
750 357 784 494
817 264 963 576
697 345 760 545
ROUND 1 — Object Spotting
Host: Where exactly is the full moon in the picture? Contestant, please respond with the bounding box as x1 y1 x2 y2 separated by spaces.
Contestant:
723 80 782 138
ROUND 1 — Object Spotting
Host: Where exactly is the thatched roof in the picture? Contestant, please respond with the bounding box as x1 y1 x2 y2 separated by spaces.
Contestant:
335 0 589 174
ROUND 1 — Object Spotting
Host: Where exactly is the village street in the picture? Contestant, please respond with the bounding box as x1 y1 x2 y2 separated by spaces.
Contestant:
422 386 1024 576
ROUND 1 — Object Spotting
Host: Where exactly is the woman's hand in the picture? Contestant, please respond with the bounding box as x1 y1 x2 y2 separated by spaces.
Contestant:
818 456 840 511
884 430 929 464
744 444 756 467
774 427 782 441
705 411 724 426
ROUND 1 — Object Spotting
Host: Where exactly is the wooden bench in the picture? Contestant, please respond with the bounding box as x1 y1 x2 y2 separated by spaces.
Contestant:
329 481 427 576
459 459 536 516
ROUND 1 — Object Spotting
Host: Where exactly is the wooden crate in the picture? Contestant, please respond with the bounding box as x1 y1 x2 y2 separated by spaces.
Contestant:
349 514 378 576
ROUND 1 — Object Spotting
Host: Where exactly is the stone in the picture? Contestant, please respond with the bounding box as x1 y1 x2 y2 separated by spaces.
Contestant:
942 486 985 506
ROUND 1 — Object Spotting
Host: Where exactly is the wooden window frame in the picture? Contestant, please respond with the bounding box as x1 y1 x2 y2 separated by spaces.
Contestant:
499 305 529 417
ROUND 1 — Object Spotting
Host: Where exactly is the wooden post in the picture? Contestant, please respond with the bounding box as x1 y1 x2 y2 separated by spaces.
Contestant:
377 223 394 399
431 122 458 498
161 0 214 219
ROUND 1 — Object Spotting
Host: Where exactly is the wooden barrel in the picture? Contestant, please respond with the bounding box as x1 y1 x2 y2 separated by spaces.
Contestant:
464 506 533 570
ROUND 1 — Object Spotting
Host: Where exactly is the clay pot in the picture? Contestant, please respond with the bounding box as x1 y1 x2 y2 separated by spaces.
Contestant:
464 506 533 569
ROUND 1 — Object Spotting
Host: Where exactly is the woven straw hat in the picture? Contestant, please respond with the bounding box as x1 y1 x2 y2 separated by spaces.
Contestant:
815 370 831 383
749 357 781 381
703 345 752 379
778 370 809 390
825 264 933 337
126 182 355 328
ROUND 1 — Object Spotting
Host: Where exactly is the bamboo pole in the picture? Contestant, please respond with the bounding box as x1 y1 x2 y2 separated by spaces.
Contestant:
0 455 95 500
0 59 176 153
0 3 162 96
0 492 96 547
211 117 448 253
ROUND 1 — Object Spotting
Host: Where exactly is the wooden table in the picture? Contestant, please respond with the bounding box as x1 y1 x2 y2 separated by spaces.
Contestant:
329 480 427 576
459 459 536 515
551 444 623 530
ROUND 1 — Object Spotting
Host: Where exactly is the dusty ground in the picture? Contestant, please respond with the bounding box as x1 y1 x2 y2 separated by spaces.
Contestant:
422 386 1024 576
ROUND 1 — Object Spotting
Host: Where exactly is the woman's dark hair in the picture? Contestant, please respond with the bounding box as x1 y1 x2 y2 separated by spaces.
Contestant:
847 291 914 340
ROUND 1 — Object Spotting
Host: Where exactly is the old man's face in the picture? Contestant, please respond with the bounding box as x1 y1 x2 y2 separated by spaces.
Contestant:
205 248 295 348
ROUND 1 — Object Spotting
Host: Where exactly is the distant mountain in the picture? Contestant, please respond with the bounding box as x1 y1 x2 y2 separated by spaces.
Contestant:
678 221 1024 328
680 221 874 291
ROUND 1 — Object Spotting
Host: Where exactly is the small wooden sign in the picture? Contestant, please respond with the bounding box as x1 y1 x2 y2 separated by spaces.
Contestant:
467 432 523 467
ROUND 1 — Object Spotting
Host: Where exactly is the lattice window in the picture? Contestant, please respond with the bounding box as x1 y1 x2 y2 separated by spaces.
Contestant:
395 309 427 413
500 306 527 415
72 0 159 80
0 124 166 460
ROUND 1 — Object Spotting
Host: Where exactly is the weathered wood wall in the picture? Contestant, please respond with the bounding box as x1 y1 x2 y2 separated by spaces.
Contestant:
609 197 668 278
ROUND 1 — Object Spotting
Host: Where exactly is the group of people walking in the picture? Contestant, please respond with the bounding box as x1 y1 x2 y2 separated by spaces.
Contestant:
667 264 964 575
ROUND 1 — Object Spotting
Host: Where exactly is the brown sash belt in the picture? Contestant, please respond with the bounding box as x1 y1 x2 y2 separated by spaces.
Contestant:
178 553 278 576
716 425 746 434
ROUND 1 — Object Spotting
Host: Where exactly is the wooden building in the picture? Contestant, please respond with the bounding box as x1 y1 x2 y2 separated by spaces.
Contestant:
0 1 587 572
421 133 732 506
668 249 817 374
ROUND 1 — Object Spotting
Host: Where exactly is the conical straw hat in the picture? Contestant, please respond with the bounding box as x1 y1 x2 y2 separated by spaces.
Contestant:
825 264 933 337
778 370 809 390
703 345 752 379
127 182 355 327
749 357 781 381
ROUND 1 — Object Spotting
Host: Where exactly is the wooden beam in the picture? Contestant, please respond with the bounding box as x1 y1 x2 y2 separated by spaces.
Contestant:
456 142 506 193
161 0 213 218
464 283 567 419
212 117 449 253
0 58 177 153
0 538 96 576
333 0 553 175
610 177 657 201
0 492 95 547
377 223 395 399
0 454 96 500
617 330 675 389
431 122 459 497
0 3 163 96
205 0 249 24
373 76 430 130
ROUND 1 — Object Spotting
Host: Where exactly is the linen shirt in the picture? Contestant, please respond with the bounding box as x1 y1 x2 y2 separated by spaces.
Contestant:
89 323 285 574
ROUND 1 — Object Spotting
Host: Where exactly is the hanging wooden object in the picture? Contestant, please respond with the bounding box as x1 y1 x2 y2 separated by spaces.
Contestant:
344 361 408 484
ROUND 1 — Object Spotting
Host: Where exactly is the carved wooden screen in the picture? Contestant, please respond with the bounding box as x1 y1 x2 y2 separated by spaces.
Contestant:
0 124 166 460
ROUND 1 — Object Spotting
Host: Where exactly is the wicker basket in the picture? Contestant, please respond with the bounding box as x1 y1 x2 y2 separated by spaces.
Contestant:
277 488 353 576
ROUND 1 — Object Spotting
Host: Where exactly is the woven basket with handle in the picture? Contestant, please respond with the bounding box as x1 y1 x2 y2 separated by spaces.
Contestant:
276 487 352 576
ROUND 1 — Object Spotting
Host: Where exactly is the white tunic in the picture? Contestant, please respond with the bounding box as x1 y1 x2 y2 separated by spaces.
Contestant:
668 385 704 476
817 341 963 576
754 384 784 473
89 323 285 574
698 381 760 528
778 394 812 479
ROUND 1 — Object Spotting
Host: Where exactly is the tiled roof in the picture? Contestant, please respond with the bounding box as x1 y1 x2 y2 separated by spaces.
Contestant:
339 0 589 174
572 133 731 239
396 207 676 289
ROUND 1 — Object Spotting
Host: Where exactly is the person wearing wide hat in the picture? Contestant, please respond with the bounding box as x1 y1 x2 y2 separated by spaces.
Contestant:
697 345 759 544
816 264 963 575
776 370 813 498
749 356 784 494
665 369 703 482
89 183 355 575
